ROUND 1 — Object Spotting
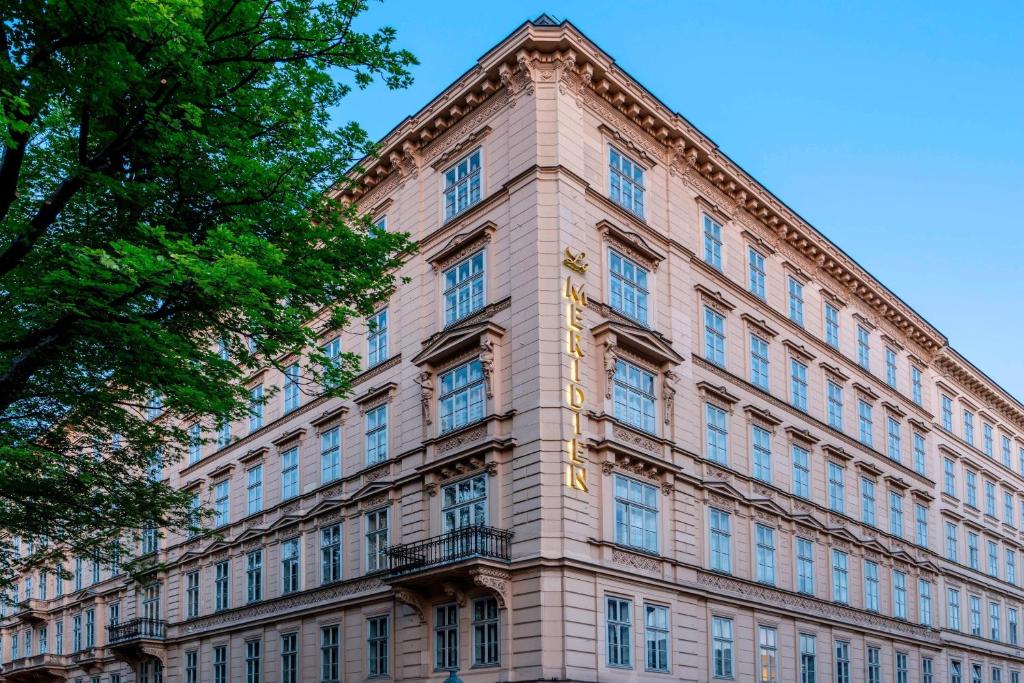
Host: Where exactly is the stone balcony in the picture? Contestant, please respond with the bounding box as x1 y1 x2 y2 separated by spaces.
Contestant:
106 618 166 668
0 653 70 682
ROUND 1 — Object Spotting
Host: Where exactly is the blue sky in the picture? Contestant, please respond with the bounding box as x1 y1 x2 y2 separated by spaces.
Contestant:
339 1 1024 400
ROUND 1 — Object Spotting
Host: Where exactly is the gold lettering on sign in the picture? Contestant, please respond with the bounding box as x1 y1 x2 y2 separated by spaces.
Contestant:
563 248 589 491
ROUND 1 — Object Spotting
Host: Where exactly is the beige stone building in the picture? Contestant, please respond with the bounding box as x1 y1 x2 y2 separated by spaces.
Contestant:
3 14 1024 683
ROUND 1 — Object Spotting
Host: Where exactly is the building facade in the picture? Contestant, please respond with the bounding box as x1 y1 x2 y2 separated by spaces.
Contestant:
3 14 1024 683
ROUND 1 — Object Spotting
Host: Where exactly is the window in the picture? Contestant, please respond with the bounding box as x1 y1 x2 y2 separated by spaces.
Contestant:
950 661 962 683
320 524 342 584
609 146 644 216
919 579 932 625
971 666 983 683
283 362 300 412
711 616 733 679
367 615 390 677
990 601 1001 640
281 538 300 594
1010 607 1019 645
438 359 485 433
886 417 901 462
321 336 341 383
643 604 669 673
827 381 843 431
280 633 297 683
703 214 722 268
442 474 487 531
214 560 229 611
752 426 772 483
885 347 897 387
434 604 458 670
984 423 994 457
365 508 389 573
1003 435 1013 467
828 462 845 513
320 427 340 484
55 622 63 654
216 421 232 449
85 607 95 647
834 640 850 683
893 570 907 618
364 404 389 464
443 251 485 324
944 458 956 497
792 445 810 499
705 404 728 464
185 571 199 619
915 504 928 547
606 597 632 668
867 646 880 683
986 480 997 517
799 634 816 683
246 464 263 515
968 531 979 569
613 359 656 433
748 248 766 298
188 424 202 464
214 645 227 683
246 550 263 603
858 400 873 447
444 148 482 220
790 359 808 411
704 307 725 366
185 650 198 683
141 526 158 555
913 432 926 475
911 366 922 404
832 550 848 603
941 394 953 430
864 560 880 611
214 480 229 527
1008 548 1017 583
614 475 658 553
320 625 340 683
249 385 264 432
861 477 876 526
609 250 649 325
788 277 804 325
964 410 975 445
749 334 770 390
824 303 840 348
281 447 298 500
245 640 261 683
796 537 815 594
758 626 778 683
367 308 388 367
895 652 908 683
755 524 776 585
988 540 999 577
889 491 904 538
970 595 981 635
856 325 870 369
472 597 500 667
945 522 958 562
922 659 933 683
709 508 732 573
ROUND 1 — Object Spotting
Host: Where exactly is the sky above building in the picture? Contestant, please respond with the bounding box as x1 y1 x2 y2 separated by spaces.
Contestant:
336 0 1024 400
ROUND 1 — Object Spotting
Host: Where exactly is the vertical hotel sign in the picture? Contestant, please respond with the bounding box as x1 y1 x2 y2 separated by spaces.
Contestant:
562 247 589 492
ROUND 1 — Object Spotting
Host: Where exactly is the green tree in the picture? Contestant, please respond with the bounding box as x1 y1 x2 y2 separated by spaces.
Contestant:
0 0 416 588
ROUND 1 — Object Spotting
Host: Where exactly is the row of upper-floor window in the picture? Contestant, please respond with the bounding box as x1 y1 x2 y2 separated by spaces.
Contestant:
0 597 125 662
938 394 1024 476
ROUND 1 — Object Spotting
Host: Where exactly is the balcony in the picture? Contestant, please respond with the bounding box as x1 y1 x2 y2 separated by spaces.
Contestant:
10 598 47 624
0 653 69 682
106 619 166 669
70 646 106 673
383 524 513 578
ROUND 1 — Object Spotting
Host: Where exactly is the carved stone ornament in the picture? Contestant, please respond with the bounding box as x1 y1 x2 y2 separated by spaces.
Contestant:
663 370 677 426
479 340 495 398
394 588 427 624
469 567 511 609
415 371 433 436
611 547 661 573
604 340 618 399
442 582 467 607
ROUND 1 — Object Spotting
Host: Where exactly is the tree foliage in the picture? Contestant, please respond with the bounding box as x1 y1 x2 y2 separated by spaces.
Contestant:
0 0 416 588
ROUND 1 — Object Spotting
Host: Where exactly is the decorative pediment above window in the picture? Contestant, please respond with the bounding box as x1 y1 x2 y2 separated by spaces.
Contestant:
695 195 731 225
829 527 861 545
741 230 774 255
819 286 847 308
430 126 492 171
207 462 235 480
852 312 877 330
354 382 398 414
695 380 740 408
854 460 883 477
181 477 206 492
591 320 683 371
234 527 267 547
741 313 778 339
819 361 850 383
792 511 828 532
413 320 505 371
937 443 962 459
426 220 496 272
885 475 910 490
935 379 959 397
310 405 349 428
266 513 303 533
271 427 306 448
782 339 816 362
881 401 906 418
750 497 789 521
600 124 658 167
239 446 268 465
702 479 746 504
821 443 852 462
598 220 664 272
743 404 782 429
852 382 879 402
911 489 934 503
694 284 735 314
785 425 820 446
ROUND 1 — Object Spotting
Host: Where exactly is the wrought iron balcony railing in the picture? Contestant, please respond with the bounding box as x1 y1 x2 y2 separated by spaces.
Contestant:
107 618 166 644
382 524 512 577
